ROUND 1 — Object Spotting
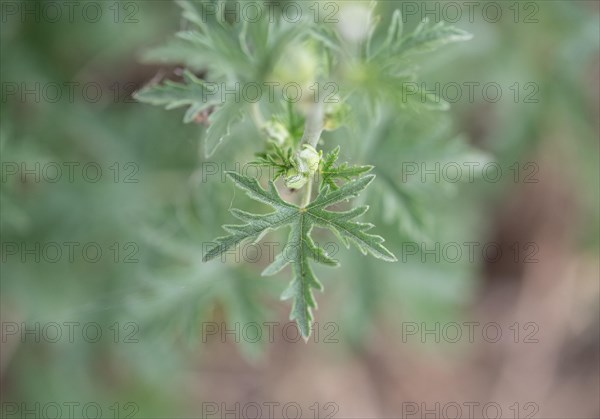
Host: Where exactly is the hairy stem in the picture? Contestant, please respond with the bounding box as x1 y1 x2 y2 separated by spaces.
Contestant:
299 101 325 148
251 102 265 128
298 101 324 207
301 176 313 208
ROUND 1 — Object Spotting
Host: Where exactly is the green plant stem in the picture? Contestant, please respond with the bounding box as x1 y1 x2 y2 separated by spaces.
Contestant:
301 176 313 208
251 102 265 128
300 101 324 148
298 101 324 207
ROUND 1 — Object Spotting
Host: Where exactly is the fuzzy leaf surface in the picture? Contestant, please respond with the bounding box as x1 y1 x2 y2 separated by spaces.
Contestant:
203 172 396 338
320 146 373 191
133 71 219 124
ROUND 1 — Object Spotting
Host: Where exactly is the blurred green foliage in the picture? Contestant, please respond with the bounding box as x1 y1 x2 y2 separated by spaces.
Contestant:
1 1 598 417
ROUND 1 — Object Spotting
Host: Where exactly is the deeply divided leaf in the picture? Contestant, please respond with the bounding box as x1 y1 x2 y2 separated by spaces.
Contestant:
203 172 396 338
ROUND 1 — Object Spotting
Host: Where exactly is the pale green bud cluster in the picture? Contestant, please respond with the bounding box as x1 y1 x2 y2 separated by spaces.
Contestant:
297 145 320 175
284 167 307 190
285 145 321 190
262 120 290 145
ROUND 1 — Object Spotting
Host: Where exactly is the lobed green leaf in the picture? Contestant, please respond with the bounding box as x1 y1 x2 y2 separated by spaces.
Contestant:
203 172 396 338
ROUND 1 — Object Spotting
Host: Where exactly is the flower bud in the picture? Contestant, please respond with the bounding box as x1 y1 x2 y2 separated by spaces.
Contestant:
262 120 290 145
284 167 308 190
296 145 320 176
323 100 348 131
271 42 318 90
